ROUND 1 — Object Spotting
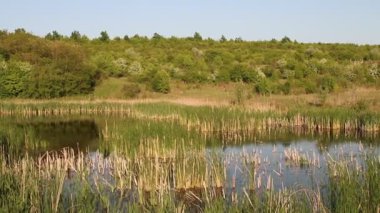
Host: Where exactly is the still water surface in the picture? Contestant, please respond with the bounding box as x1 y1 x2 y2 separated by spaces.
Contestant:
1 115 379 193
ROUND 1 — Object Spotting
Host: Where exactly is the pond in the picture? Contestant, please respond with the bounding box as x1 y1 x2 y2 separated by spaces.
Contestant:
0 114 379 211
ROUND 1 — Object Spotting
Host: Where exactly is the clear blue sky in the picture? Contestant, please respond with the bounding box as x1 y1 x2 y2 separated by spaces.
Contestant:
1 0 379 44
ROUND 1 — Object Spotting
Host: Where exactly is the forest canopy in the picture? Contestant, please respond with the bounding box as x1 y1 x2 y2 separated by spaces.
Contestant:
0 29 379 98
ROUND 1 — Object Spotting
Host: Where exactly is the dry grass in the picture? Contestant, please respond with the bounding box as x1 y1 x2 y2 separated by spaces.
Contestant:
3 85 379 112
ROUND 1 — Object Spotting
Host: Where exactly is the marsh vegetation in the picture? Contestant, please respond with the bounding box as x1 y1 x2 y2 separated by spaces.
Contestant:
0 102 379 212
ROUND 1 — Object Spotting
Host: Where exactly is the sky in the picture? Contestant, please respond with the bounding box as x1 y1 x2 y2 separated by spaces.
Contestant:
1 0 379 44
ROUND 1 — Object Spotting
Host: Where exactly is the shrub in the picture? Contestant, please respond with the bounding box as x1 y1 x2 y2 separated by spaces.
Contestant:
319 76 336 93
280 81 291 95
0 60 32 98
255 79 273 95
122 83 141 98
152 70 170 93
304 81 318 94
231 83 246 105
354 100 369 112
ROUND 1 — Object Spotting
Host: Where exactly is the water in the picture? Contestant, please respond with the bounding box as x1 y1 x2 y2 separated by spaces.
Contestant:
1 115 379 194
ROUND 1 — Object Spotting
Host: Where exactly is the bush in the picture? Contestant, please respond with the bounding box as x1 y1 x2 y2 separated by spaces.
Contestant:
122 83 141 98
354 100 369 112
255 79 273 95
279 81 291 95
319 76 336 93
152 70 170 93
0 60 32 98
304 81 318 94
231 83 246 105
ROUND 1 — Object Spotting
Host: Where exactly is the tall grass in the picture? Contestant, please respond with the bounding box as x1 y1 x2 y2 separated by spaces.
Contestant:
1 144 379 212
328 155 380 212
1 102 379 136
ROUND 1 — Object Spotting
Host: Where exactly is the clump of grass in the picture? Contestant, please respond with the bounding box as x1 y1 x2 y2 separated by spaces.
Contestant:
284 147 310 167
328 156 380 212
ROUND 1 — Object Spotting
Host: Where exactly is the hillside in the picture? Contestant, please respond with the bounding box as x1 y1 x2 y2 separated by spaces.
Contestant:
0 29 379 99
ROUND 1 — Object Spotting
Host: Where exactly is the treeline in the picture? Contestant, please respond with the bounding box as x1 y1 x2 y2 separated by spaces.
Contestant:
0 28 379 98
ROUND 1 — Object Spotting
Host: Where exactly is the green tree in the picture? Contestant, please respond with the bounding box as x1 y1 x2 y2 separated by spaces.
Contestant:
220 35 227 43
152 33 163 40
0 60 32 97
152 70 170 93
193 32 202 41
14 28 26 34
281 36 292 43
45 30 63 40
255 79 273 95
70 31 81 41
99 31 110 42
123 35 130 41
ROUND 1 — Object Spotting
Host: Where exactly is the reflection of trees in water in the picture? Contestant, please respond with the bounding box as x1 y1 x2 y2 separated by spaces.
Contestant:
1 116 379 159
0 127 29 161
0 120 100 157
27 120 99 150
204 127 380 153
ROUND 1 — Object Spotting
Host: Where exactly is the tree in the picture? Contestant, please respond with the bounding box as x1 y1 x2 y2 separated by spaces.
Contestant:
152 33 163 40
281 36 292 43
70 31 81 41
14 28 26 34
45 30 63 40
220 35 227 43
123 35 130 41
235 37 243 42
99 31 110 42
255 79 273 95
0 60 32 97
193 32 202 41
152 70 170 93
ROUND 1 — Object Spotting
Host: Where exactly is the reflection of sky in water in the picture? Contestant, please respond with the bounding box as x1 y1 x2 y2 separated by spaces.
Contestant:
207 140 380 196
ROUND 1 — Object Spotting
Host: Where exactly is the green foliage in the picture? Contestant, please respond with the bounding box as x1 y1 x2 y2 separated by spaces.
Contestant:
70 30 87 42
99 31 110 42
0 60 32 98
255 79 273 95
281 36 292 43
152 70 171 93
0 33 97 98
319 76 336 93
45 30 63 40
279 81 291 95
220 35 227 43
304 81 318 94
152 32 163 40
0 29 380 98
329 158 380 213
193 32 202 41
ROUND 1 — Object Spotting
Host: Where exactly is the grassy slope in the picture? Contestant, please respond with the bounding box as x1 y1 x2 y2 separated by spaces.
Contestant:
91 77 380 112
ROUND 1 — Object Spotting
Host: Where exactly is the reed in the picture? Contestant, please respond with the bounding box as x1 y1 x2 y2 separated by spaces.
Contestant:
328 155 380 212
1 144 379 212
1 102 379 135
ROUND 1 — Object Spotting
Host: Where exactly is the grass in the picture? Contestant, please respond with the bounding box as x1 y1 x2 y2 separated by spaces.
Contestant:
328 156 380 212
58 77 380 111
1 101 379 134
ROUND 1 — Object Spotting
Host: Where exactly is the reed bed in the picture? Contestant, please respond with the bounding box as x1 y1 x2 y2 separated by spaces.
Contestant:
328 155 380 212
1 142 379 212
1 102 379 135
0 101 380 211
